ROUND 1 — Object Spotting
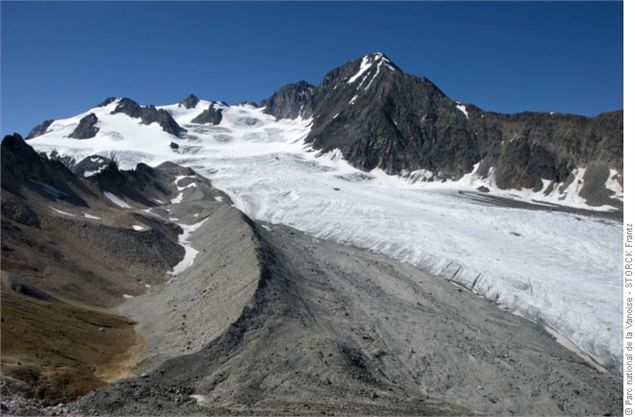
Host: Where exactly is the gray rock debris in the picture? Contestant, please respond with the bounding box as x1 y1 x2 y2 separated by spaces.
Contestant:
73 216 622 416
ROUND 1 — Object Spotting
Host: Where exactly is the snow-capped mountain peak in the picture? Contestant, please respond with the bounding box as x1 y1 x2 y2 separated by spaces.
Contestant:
178 94 200 109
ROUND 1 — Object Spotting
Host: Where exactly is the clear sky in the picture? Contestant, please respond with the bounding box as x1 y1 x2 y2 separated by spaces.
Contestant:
1 1 623 136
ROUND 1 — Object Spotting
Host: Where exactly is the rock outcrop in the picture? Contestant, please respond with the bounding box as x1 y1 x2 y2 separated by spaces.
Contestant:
260 80 316 120
191 104 223 125
111 98 186 137
178 94 200 109
69 113 100 139
25 119 54 139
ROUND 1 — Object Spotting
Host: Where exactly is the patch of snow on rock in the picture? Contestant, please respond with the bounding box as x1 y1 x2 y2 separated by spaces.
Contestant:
50 207 75 216
170 218 209 276
347 55 372 84
104 191 131 208
171 193 183 204
456 103 469 119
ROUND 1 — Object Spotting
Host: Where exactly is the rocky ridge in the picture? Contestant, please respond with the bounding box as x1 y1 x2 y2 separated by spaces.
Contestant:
22 53 623 208
261 53 623 208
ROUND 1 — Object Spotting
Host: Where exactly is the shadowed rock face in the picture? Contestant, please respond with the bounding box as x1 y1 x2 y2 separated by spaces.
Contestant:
1 134 90 207
579 164 622 207
25 119 54 140
236 100 258 107
178 94 200 109
69 113 100 139
48 150 77 169
111 98 186 137
97 97 117 107
191 104 223 124
72 155 110 177
2 273 60 303
259 80 316 120
1 198 41 229
262 53 623 199
88 161 174 207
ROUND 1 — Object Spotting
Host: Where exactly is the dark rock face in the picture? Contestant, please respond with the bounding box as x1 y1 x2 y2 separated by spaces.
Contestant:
25 120 54 140
477 186 490 193
69 113 99 139
236 100 258 107
301 54 481 177
178 94 200 109
71 155 110 177
1 134 90 207
579 164 622 208
88 160 172 207
48 150 76 169
260 80 316 120
1 198 41 229
191 104 223 125
2 273 59 302
488 111 622 192
97 97 117 107
262 53 623 207
111 98 186 137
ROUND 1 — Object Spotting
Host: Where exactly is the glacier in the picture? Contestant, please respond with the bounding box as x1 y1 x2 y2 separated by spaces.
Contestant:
28 98 622 372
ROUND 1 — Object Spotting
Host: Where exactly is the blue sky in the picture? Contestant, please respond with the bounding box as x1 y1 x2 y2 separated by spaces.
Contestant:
1 1 623 136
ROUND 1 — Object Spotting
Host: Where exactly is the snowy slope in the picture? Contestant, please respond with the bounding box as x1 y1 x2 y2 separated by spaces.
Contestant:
28 98 623 371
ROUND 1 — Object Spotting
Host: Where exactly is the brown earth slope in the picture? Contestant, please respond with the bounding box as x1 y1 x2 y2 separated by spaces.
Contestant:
0 134 210 408
1 274 140 404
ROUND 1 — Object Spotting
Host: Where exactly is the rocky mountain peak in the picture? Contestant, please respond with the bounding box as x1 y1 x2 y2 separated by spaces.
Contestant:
191 104 223 125
97 97 117 107
179 94 200 109
260 81 316 120
356 52 400 75
25 119 54 140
